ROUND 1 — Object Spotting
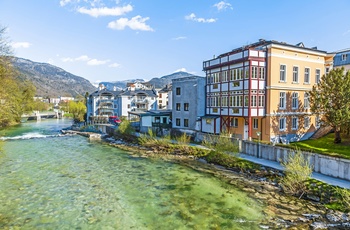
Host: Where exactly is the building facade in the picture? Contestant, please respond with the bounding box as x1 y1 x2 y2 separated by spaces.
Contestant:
118 82 158 117
203 40 333 142
333 48 350 72
172 76 206 131
86 84 120 122
157 84 172 110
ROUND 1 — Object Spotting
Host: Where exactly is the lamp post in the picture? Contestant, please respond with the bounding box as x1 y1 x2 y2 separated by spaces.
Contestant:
256 131 261 158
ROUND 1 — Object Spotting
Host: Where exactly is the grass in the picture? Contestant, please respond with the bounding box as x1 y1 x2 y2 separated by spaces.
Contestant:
289 133 350 159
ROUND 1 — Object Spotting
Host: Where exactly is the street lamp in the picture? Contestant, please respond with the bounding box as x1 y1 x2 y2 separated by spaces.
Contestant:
256 131 261 158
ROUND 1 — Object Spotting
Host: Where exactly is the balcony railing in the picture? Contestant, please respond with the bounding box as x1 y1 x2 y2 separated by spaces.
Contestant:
152 122 172 129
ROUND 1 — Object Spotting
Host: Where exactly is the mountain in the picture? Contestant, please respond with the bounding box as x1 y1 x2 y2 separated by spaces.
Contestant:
98 79 145 91
148 71 200 88
11 57 96 97
100 71 202 91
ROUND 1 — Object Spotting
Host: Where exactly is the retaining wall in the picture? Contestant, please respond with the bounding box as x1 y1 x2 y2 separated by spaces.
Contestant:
242 141 350 181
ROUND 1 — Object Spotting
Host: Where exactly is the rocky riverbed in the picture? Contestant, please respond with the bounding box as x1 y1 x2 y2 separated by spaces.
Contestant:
103 136 350 230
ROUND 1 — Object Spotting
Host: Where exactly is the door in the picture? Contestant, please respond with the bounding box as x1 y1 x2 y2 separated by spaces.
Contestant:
244 125 248 140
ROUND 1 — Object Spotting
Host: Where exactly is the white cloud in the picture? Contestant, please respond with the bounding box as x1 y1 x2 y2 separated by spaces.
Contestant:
214 1 233 11
61 57 75 62
61 55 111 66
108 15 154 31
11 42 32 49
77 5 133 17
343 29 350 36
185 13 217 23
59 0 72 7
109 63 121 68
75 55 90 61
87 58 110 66
172 36 187 40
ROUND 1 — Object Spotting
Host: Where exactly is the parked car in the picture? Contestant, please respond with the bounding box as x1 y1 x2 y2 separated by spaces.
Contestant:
109 116 121 125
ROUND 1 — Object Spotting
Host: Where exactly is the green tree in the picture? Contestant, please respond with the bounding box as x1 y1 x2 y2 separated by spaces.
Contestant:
309 67 350 143
0 25 36 127
68 100 86 122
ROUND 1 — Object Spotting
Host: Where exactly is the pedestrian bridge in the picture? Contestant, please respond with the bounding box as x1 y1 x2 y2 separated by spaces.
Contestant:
21 111 64 121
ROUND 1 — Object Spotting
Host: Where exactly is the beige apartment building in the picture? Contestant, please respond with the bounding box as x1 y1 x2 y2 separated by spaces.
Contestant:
203 39 334 143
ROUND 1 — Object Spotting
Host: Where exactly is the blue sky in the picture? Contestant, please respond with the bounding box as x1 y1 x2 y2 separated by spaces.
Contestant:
1 0 350 84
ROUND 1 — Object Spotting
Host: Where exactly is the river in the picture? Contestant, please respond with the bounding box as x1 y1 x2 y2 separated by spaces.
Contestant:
0 119 266 229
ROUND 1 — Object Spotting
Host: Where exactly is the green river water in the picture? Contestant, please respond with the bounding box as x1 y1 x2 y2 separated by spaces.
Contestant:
0 119 265 229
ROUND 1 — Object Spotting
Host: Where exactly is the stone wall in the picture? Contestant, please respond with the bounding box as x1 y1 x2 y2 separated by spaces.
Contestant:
242 141 350 181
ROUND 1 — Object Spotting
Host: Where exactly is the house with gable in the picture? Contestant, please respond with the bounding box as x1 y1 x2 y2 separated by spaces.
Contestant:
202 39 334 143
118 81 158 117
86 84 121 123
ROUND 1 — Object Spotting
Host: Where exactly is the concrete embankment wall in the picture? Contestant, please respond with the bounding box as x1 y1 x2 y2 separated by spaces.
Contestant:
242 141 350 182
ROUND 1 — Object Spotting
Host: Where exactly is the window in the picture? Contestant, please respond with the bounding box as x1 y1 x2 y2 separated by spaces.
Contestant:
293 66 299 83
259 67 265 80
316 116 320 128
213 72 220 83
159 100 163 104
184 119 189 127
251 95 257 107
279 117 286 131
316 69 321 84
279 92 286 109
176 87 181 95
253 118 258 129
258 95 265 107
221 96 228 107
176 118 180 126
304 68 310 83
244 95 249 107
292 117 298 130
210 97 218 107
244 67 249 79
127 104 131 109
326 67 330 75
304 92 309 109
222 71 228 82
292 92 298 109
230 118 238 127
206 119 211 124
159 93 162 98
304 116 310 128
230 95 243 107
184 103 189 111
176 103 181 111
213 84 219 89
280 64 286 82
252 66 258 79
342 54 348 61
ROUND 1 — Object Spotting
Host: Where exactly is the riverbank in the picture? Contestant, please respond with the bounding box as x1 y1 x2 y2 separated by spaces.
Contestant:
98 134 349 230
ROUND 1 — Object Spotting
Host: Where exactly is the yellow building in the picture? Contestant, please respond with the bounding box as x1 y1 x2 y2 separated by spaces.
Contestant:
203 40 334 143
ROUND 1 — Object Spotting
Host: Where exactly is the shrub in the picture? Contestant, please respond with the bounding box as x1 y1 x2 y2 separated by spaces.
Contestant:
138 128 170 147
174 132 191 145
281 149 313 198
202 132 239 155
335 187 350 211
115 119 135 140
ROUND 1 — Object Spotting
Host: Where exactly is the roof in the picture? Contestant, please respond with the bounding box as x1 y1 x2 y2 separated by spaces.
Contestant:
201 115 220 119
128 110 172 117
214 39 327 60
89 88 121 97
120 89 157 97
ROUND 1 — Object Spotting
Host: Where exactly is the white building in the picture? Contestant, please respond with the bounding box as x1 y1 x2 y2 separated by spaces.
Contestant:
118 82 158 117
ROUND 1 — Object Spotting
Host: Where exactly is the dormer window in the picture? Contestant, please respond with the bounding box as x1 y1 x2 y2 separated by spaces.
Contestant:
342 54 348 61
